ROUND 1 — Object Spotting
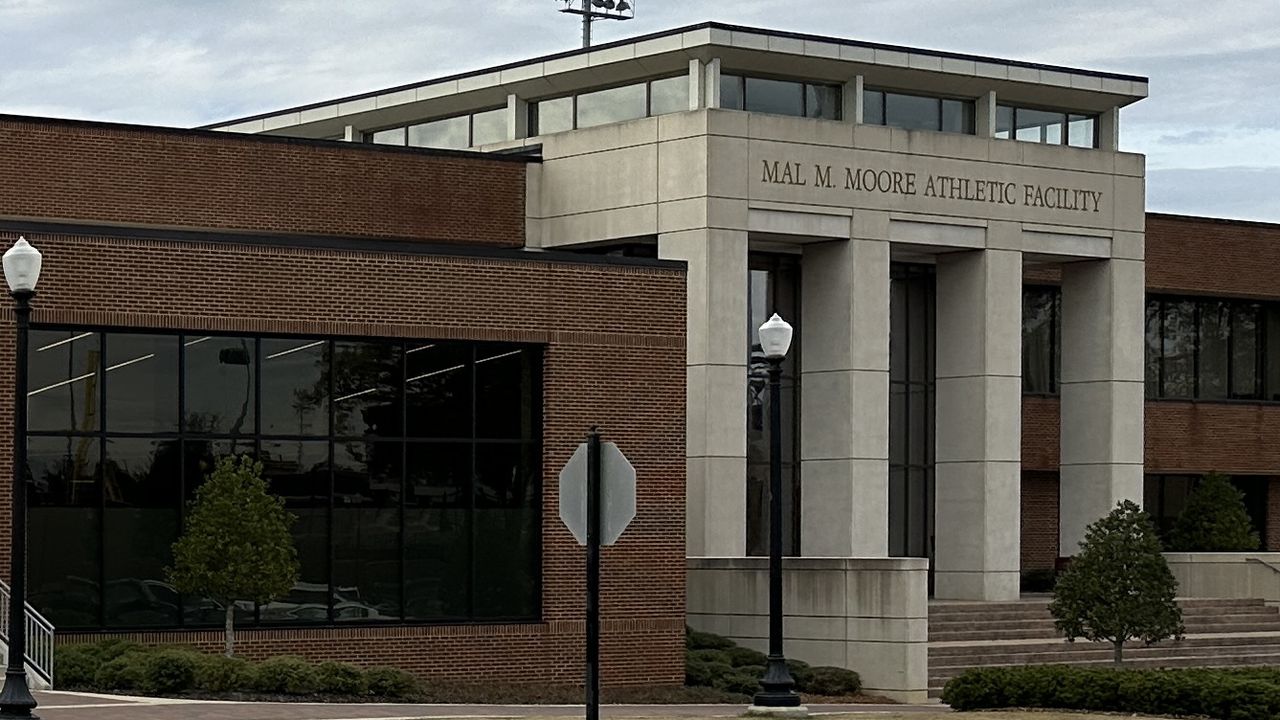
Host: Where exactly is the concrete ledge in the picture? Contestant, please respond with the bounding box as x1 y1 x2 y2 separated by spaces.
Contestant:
688 556 929 703
1165 552 1280 602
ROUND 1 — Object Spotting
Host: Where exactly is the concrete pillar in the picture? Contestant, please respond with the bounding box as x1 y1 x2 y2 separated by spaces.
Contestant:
1098 107 1120 152
975 91 997 138
343 125 360 142
843 75 864 124
507 93 528 141
1059 258 1145 554
933 246 1023 600
704 58 722 109
799 236 890 557
689 59 706 110
659 228 749 556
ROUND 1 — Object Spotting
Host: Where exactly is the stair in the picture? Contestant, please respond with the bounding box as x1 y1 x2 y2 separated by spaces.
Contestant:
928 597 1280 698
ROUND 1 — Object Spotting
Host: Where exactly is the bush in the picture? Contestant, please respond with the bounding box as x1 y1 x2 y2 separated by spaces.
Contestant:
193 655 254 692
364 667 417 698
786 659 813 691
53 644 100 687
713 670 760 696
941 665 1280 720
686 648 731 665
94 654 146 691
139 649 198 694
685 628 734 651
724 646 768 668
804 666 861 697
96 638 146 663
253 656 319 695
685 657 733 688
1168 472 1261 552
317 661 367 695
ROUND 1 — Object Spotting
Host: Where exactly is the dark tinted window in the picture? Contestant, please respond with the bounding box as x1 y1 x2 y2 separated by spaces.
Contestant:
720 74 744 111
745 77 804 116
885 92 940 131
863 89 884 125
1022 287 1060 394
866 90 974 135
29 330 542 630
1146 296 1275 400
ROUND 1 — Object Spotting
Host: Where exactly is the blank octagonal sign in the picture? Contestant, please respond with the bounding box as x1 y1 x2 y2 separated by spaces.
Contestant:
557 441 636 546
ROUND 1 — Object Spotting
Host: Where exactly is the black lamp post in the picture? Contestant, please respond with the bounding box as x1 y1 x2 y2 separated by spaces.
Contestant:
751 313 802 712
0 237 40 719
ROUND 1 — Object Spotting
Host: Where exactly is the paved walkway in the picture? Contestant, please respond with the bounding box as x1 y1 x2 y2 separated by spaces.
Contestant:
33 691 947 720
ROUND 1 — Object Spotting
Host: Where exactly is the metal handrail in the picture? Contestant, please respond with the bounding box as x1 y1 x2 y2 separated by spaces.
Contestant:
1245 556 1280 576
0 580 54 686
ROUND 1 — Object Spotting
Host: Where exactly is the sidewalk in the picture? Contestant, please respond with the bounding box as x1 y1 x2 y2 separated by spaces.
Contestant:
34 691 947 720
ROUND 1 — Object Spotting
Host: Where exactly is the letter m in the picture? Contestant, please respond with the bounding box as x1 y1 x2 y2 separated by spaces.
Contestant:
762 160 782 184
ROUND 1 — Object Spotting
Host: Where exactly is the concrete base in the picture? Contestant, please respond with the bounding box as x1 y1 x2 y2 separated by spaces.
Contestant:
688 556 929 703
1165 553 1280 601
745 705 810 717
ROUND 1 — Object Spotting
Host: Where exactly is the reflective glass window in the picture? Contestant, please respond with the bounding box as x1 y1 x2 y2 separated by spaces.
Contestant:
261 339 328 437
332 441 402 621
576 82 647 129
1015 108 1065 144
1268 307 1280 400
406 342 471 439
29 330 100 433
1161 300 1196 398
649 75 690 116
29 436 100 629
806 84 841 120
407 115 469 150
744 77 804 117
473 444 538 618
259 440 330 624
885 92 941 131
1198 301 1229 399
1022 287 1058 394
995 105 1014 140
941 99 974 134
103 438 181 627
369 127 406 145
184 336 254 435
332 341 400 438
1145 300 1162 398
532 96 573 136
1068 114 1096 148
863 90 884 125
404 442 470 620
476 346 536 440
470 108 508 147
1233 304 1260 399
106 334 178 433
720 74 745 111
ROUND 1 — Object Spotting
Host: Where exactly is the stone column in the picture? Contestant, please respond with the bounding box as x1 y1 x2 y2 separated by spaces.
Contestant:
659 228 749 556
507 93 528 141
933 247 1023 600
1059 257 1145 554
975 91 997 138
1098 107 1121 152
843 75 864 124
688 59 706 110
703 58 722 109
799 233 890 557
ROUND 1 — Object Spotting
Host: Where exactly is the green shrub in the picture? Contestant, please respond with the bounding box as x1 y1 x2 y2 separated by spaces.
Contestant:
686 648 731 665
317 661 367 695
941 665 1280 720
786 659 813 691
364 667 417 698
96 638 146 663
94 654 146 691
139 649 198 694
53 644 100 687
1168 472 1261 552
803 666 861 697
713 670 760 696
193 655 254 692
685 628 734 651
254 656 319 695
724 646 768 668
685 657 733 688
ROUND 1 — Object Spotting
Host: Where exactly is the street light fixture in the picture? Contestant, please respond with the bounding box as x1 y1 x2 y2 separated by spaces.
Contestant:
751 313 803 713
0 237 40 719
557 0 634 48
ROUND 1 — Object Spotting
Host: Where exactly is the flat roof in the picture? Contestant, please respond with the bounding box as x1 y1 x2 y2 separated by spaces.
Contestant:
204 20 1149 132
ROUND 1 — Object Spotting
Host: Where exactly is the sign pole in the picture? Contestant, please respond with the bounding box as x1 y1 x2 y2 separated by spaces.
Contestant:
585 428 602 720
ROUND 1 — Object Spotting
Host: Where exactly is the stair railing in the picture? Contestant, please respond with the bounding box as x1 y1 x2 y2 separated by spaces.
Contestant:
0 580 54 687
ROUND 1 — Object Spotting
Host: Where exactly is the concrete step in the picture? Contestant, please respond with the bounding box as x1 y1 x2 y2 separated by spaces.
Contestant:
930 632 1280 658
929 642 1280 669
930 620 1280 643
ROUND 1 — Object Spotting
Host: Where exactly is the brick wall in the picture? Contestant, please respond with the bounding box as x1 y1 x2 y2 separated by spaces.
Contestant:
10 230 687 687
0 116 527 247
1020 473 1059 571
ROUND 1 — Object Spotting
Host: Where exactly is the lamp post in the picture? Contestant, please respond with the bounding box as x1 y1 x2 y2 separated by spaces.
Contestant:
0 237 40 719
751 313 803 713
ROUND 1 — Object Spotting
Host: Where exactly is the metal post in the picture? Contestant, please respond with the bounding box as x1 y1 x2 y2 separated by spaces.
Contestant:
753 359 799 709
585 429 602 720
0 290 36 719
581 6 592 48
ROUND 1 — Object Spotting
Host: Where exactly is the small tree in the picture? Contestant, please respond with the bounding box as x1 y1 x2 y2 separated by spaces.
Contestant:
1049 500 1184 665
168 456 299 656
1167 472 1260 552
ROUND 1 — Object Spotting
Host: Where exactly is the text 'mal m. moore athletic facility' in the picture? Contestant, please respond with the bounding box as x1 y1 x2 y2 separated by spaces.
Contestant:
10 19 1280 702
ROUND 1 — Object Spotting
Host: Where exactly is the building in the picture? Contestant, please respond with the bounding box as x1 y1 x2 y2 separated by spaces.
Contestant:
11 19 1280 703
0 115 686 686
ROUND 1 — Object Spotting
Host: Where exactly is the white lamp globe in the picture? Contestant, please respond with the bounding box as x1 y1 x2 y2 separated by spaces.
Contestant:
758 313 793 360
2 237 41 294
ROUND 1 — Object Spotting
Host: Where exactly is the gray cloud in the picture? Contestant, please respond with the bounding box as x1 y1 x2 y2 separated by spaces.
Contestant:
1147 167 1280 222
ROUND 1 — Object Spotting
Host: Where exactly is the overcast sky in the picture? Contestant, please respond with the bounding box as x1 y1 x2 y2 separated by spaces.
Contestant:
2 0 1278 222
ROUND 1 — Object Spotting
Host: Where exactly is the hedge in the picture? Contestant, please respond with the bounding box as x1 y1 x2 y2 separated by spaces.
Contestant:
942 665 1280 720
53 642 419 699
682 627 860 698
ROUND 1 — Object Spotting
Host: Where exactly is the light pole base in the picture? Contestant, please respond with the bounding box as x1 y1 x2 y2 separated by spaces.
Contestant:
746 705 809 717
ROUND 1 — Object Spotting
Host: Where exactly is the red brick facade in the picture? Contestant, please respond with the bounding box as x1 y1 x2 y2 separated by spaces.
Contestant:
1021 213 1280 567
0 118 687 687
